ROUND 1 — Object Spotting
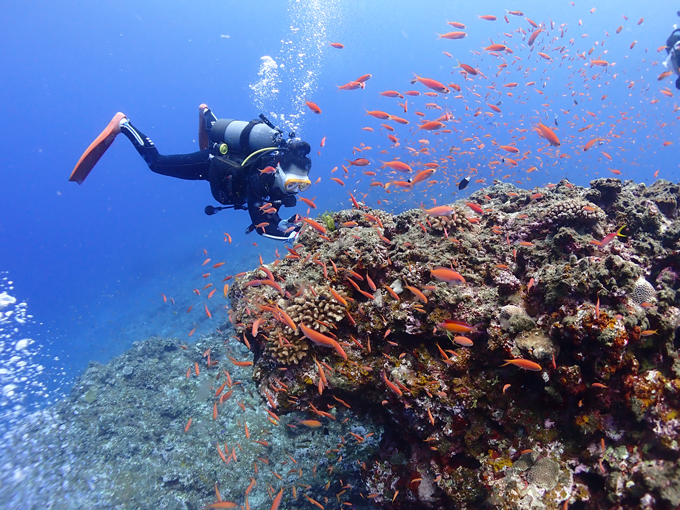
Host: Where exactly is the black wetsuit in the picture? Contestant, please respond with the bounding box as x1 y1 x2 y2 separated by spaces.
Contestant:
119 121 298 240
666 28 680 90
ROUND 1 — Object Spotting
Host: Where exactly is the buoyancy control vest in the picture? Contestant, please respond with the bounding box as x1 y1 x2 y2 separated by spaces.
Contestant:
208 153 247 207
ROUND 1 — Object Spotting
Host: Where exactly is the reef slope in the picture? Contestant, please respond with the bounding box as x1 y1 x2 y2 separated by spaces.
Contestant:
228 179 680 510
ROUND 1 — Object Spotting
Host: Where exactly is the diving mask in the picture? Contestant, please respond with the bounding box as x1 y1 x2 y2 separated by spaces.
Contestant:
275 163 311 193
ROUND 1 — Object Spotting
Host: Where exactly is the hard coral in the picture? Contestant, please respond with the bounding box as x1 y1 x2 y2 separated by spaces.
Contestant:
544 199 605 226
631 276 656 306
426 206 474 233
285 287 345 334
527 457 561 490
266 332 308 365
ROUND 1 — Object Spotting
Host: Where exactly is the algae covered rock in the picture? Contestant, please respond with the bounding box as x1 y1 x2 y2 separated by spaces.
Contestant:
499 305 535 333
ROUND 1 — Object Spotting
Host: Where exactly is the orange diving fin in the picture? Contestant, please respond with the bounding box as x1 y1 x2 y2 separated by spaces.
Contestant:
198 104 209 150
69 112 126 184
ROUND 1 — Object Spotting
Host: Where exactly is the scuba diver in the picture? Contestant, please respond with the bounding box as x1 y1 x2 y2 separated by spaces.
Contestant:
665 25 680 90
69 105 312 243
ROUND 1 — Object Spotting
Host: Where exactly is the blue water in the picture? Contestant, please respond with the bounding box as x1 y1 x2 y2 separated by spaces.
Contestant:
0 0 676 414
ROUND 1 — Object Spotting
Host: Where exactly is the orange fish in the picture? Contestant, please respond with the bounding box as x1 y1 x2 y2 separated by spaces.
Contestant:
330 177 345 186
204 502 238 509
501 359 542 371
381 371 403 397
365 110 390 119
583 138 601 151
347 158 370 166
381 160 412 172
438 320 479 334
411 168 436 186
329 42 344 49
528 28 543 46
299 196 316 209
453 336 473 347
405 285 428 303
438 31 467 40
305 100 321 114
431 267 465 285
466 202 484 214
229 356 254 367
299 323 347 359
270 489 284 510
411 74 450 94
388 115 409 124
421 205 453 216
535 123 560 146
337 81 365 91
456 62 478 75
418 121 445 131
299 420 323 428
478 15 497 21
302 217 327 234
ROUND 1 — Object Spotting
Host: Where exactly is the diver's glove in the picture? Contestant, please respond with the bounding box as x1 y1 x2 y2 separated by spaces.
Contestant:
277 215 302 234
285 229 300 246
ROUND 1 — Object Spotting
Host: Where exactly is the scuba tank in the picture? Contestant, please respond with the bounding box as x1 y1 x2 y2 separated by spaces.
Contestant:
209 116 283 154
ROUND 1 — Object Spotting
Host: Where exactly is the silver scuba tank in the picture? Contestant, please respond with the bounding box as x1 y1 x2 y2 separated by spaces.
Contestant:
209 119 281 153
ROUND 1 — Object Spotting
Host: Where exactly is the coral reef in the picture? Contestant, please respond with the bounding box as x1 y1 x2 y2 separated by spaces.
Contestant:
0 335 382 509
226 179 680 510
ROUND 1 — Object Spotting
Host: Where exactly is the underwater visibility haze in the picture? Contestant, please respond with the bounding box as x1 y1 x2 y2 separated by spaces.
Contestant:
2 0 680 509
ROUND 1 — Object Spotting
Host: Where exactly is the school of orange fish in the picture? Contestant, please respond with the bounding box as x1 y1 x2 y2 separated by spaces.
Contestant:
155 7 679 510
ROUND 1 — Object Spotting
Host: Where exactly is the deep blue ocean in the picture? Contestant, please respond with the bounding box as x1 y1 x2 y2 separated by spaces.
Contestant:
0 0 675 416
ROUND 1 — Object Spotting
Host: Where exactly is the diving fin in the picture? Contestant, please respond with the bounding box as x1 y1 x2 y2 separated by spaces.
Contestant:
198 103 210 150
69 112 126 184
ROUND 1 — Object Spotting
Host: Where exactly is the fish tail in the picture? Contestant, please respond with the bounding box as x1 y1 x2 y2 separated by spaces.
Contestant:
411 73 420 85
616 225 627 237
472 322 485 333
